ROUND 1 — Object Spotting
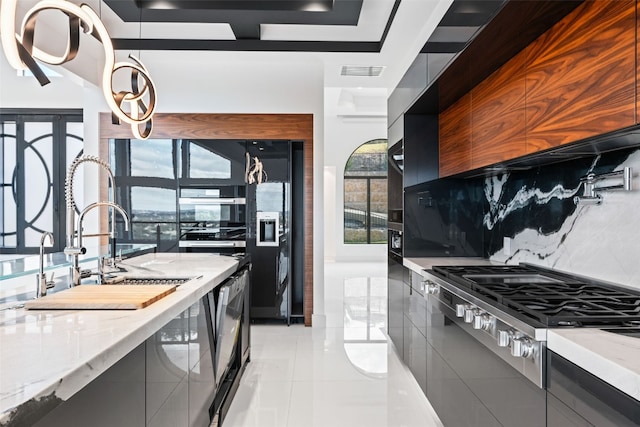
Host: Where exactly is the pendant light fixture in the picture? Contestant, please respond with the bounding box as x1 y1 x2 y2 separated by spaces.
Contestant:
0 0 157 139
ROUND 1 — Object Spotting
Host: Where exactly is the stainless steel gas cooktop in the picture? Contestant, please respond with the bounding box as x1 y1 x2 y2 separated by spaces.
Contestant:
431 264 640 328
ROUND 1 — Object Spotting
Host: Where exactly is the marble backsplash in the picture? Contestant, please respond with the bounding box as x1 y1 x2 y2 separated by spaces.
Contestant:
486 147 640 291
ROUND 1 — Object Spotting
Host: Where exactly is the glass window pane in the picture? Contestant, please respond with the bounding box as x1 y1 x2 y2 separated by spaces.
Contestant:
130 139 175 178
344 139 387 177
188 142 231 179
1 123 16 247
344 178 368 243
370 179 388 244
24 122 53 245
130 187 177 221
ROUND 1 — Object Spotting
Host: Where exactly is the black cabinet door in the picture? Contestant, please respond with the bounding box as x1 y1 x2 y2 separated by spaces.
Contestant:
403 114 439 188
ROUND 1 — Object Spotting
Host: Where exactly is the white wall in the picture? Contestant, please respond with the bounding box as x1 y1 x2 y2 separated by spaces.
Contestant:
0 53 85 109
323 88 387 263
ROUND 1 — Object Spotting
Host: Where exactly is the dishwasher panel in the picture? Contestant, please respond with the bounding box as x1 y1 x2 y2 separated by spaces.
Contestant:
214 270 247 386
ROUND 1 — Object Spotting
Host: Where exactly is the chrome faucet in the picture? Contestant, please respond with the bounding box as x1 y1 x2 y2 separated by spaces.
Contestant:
66 201 130 286
64 155 118 259
36 232 54 298
574 167 633 205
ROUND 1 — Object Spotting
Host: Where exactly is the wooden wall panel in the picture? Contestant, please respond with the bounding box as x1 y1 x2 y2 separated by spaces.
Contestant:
439 93 471 177
525 0 636 153
471 49 527 169
100 113 314 326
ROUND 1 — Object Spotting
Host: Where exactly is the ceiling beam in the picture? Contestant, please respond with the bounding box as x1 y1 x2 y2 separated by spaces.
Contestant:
111 38 382 52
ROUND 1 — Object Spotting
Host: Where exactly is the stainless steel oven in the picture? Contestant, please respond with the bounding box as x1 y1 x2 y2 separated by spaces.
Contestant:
422 267 549 427
178 187 246 251
422 263 640 427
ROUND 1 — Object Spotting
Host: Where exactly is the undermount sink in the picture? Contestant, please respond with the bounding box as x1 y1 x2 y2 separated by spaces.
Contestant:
103 276 195 286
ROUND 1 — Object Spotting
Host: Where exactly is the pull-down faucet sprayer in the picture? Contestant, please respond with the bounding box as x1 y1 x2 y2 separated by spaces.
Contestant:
65 155 117 250
64 155 129 286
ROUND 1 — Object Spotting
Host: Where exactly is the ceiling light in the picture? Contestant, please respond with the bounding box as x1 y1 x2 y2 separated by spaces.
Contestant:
0 0 157 139
302 2 332 12
340 66 385 77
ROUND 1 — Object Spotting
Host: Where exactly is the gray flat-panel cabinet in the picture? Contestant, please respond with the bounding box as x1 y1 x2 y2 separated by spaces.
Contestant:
547 351 640 427
146 311 190 427
33 299 217 427
401 267 428 395
33 344 146 427
387 252 404 356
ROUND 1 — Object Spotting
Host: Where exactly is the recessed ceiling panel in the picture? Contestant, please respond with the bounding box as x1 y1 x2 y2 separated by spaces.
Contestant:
136 1 335 12
104 0 402 52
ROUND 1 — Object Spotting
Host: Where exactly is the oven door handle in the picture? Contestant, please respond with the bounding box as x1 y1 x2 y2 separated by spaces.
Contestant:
179 197 246 205
179 241 246 248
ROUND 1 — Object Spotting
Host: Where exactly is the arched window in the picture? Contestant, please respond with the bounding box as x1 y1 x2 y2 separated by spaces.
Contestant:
344 139 387 244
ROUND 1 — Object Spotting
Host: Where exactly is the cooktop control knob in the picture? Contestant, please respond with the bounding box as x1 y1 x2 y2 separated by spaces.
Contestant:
455 304 470 318
424 280 439 295
510 337 534 358
497 330 513 347
464 308 477 324
473 313 492 331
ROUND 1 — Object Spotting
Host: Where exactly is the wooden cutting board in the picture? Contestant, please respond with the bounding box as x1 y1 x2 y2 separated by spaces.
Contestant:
24 285 177 310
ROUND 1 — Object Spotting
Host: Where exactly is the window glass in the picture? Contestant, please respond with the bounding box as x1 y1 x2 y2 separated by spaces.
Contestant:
370 179 388 243
128 187 177 241
1 114 81 252
130 187 177 222
1 122 16 248
130 139 174 178
344 178 368 243
344 139 387 177
343 139 388 244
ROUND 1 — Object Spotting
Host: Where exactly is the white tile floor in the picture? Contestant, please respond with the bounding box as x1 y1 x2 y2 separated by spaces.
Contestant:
224 262 444 427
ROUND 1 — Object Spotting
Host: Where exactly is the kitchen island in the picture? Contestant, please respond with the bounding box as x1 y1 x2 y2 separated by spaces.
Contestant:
0 252 248 426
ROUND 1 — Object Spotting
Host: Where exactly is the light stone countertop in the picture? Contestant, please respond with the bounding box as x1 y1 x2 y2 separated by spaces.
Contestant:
403 256 497 274
547 329 640 401
0 252 240 423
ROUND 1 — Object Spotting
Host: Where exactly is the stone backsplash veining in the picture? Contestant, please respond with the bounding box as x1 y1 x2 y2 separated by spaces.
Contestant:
486 147 640 290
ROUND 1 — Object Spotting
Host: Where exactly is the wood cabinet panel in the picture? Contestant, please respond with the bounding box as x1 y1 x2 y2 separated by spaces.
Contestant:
439 93 471 177
525 0 635 153
471 49 527 169
637 0 640 124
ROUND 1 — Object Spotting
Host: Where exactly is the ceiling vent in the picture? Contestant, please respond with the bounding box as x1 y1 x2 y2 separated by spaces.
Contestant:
340 65 385 77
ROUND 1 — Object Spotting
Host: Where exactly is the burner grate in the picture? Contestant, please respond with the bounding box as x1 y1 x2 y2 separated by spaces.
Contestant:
432 264 640 327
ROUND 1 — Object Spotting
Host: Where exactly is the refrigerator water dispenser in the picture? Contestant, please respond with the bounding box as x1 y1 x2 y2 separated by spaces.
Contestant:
256 212 279 246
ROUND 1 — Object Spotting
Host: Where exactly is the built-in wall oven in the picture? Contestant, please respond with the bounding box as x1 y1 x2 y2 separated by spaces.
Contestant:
178 186 246 252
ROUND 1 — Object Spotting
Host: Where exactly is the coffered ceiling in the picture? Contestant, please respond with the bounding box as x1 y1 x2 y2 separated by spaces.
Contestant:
104 0 397 52
5 0 460 112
